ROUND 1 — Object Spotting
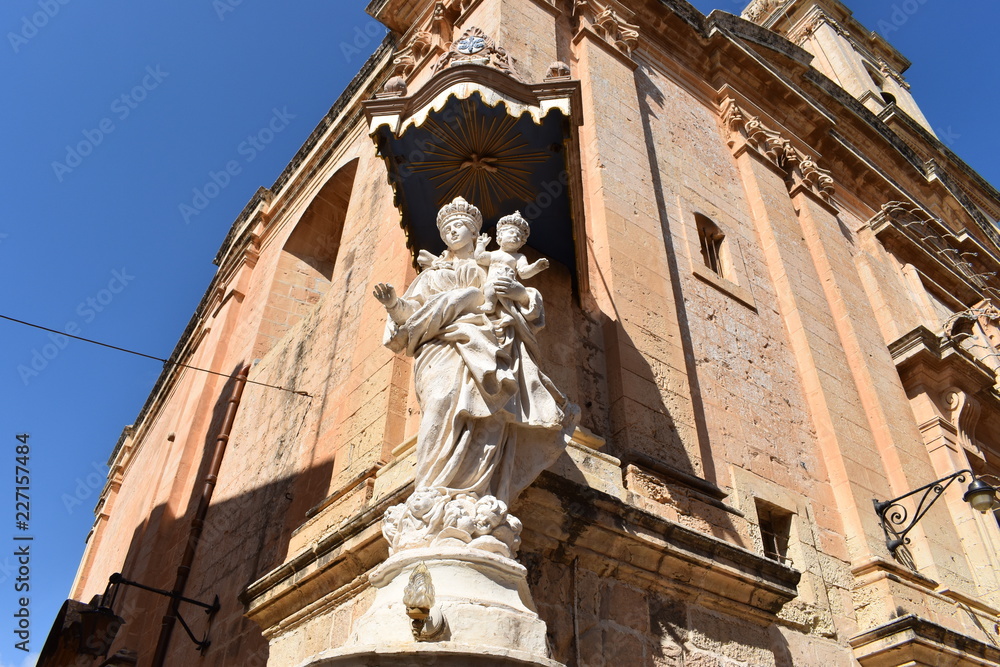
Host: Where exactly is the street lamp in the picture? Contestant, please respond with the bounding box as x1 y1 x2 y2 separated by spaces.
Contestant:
873 470 999 557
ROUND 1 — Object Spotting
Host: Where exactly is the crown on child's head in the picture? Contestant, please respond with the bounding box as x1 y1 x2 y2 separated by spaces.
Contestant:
436 196 483 232
496 211 530 239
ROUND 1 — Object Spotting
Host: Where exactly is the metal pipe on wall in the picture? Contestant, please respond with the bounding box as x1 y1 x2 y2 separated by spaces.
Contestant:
150 364 251 667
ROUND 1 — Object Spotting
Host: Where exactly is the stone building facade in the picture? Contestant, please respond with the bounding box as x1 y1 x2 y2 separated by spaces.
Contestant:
42 0 1000 665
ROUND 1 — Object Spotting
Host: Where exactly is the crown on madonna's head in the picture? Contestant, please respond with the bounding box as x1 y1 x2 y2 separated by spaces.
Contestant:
436 196 483 232
497 211 530 238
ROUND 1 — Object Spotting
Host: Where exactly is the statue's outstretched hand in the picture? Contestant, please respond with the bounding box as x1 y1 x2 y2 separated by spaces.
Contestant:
373 283 397 309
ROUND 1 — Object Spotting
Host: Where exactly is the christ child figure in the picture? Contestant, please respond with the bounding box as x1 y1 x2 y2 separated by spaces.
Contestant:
476 211 549 314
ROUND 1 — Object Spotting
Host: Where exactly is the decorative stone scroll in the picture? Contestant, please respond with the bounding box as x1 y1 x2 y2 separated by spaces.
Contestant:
789 10 851 44
944 302 1000 390
593 8 639 56
721 98 835 203
545 60 571 81
741 0 782 24
942 387 984 458
878 58 911 90
871 202 1000 296
573 1 640 57
390 30 434 80
434 26 523 81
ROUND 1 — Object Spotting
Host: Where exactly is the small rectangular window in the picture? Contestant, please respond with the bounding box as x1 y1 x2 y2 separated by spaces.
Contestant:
696 215 725 276
756 500 792 565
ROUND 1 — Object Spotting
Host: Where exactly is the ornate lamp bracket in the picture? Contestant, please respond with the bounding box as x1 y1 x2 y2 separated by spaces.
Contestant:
873 470 988 557
104 573 220 654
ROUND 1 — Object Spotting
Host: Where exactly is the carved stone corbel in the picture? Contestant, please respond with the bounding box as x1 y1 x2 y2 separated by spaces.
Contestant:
545 60 571 81
878 58 911 90
945 301 1000 390
593 8 639 56
942 388 984 461
573 1 639 58
720 97 836 204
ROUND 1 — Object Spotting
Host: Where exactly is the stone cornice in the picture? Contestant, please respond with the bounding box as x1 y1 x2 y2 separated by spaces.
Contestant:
244 463 801 641
850 614 1000 667
888 326 996 398
867 201 1000 307
524 472 801 617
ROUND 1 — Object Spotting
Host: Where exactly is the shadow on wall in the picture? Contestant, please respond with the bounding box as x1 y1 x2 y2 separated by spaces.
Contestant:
42 363 334 666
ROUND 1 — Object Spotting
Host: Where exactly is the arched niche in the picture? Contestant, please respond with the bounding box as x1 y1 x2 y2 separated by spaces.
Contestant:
255 159 359 357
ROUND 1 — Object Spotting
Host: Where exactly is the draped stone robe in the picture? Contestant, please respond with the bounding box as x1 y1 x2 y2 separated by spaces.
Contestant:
383 252 575 503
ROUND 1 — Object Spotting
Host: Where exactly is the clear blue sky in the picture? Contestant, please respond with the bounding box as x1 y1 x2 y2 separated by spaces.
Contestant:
0 1 996 665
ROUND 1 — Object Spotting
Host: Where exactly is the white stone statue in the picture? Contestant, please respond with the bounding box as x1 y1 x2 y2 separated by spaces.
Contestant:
373 196 578 559
475 211 550 314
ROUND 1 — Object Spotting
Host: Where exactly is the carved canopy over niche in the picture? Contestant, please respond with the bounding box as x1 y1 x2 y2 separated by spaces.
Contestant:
363 32 584 276
720 98 836 205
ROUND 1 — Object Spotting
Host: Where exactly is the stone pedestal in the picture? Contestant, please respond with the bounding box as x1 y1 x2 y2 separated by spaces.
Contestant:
301 547 562 667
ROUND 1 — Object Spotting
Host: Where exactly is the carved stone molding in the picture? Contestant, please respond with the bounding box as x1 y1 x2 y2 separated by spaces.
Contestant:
878 58 911 90
573 1 640 58
869 202 1000 302
390 29 434 80
741 0 783 24
789 10 851 44
434 26 523 81
944 301 1000 391
721 98 836 204
941 387 984 460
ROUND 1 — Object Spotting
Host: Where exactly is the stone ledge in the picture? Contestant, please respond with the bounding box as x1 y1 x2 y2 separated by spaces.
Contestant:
302 643 565 667
850 614 1000 667
520 471 801 618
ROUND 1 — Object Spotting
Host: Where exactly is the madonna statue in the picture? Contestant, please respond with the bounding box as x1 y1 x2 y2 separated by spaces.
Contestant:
373 196 578 558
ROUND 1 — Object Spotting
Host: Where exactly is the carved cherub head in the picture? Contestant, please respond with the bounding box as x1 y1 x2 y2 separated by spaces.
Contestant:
407 487 443 520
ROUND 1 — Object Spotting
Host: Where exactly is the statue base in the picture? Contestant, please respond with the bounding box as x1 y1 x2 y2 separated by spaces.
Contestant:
301 547 562 667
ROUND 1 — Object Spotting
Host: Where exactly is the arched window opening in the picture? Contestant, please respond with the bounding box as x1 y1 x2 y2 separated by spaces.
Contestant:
255 160 358 356
696 214 726 277
864 62 896 107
